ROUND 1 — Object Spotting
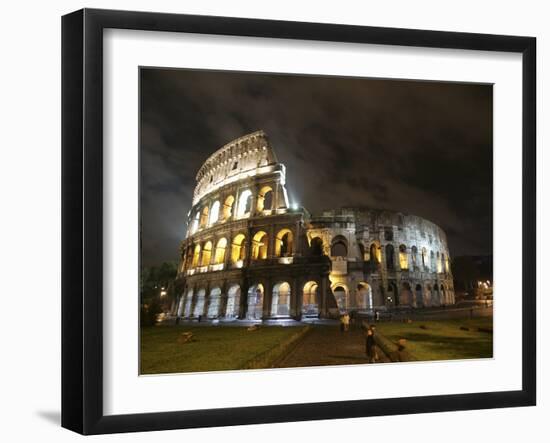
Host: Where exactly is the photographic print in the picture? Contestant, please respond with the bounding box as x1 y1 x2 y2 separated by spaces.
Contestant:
139 68 493 375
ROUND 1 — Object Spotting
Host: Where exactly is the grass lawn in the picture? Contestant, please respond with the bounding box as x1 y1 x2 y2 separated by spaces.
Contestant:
374 317 493 361
140 324 306 374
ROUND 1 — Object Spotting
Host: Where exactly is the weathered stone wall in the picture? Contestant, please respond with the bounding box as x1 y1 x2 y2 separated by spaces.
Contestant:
307 208 455 311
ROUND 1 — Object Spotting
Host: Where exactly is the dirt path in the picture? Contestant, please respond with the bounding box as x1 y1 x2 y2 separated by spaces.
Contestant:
274 324 389 368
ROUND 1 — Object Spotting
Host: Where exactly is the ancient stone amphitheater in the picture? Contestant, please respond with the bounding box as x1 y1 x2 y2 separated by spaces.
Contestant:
173 131 455 321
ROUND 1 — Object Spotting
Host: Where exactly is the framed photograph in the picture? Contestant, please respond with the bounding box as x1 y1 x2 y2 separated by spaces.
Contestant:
61 8 536 435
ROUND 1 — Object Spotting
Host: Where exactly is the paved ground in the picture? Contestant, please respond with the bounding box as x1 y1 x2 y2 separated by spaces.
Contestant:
274 324 390 368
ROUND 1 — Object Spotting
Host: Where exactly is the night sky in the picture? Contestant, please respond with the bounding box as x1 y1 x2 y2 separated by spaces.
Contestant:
140 68 492 267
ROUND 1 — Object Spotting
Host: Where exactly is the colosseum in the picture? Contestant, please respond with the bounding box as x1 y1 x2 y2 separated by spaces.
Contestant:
173 130 455 321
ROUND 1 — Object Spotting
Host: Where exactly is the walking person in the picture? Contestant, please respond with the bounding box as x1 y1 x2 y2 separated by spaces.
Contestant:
365 326 376 363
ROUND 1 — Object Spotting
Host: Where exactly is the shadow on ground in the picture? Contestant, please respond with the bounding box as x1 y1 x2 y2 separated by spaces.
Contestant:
36 410 60 426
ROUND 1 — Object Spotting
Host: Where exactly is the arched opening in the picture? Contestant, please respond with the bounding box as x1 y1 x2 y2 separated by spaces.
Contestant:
246 284 264 320
271 282 291 317
369 243 381 270
331 236 348 257
399 244 408 270
411 246 418 269
414 284 423 308
310 237 324 256
436 251 442 273
386 244 395 270
251 231 268 260
201 241 212 266
193 289 206 317
183 289 193 317
332 285 347 312
222 195 235 221
225 285 241 318
191 212 200 234
357 282 373 310
421 247 428 269
386 282 399 306
440 253 445 273
275 229 293 257
207 287 222 318
445 254 450 273
199 206 209 228
214 238 227 264
302 281 319 316
191 244 201 268
256 186 274 213
208 201 220 226
230 234 246 265
440 284 446 305
400 282 413 306
430 250 435 272
237 189 253 218
425 284 433 307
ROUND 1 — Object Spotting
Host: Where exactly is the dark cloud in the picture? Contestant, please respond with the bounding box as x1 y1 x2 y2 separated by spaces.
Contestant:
140 68 492 266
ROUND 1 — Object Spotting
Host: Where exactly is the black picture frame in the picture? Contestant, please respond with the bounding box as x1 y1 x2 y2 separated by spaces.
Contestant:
61 8 536 435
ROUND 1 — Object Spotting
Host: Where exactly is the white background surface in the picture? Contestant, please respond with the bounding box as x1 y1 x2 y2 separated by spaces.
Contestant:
104 29 522 415
0 1 546 442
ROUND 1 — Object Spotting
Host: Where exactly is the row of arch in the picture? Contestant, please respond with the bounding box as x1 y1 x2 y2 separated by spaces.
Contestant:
177 279 455 319
189 185 275 235
386 281 453 307
177 280 322 320
322 235 450 273
330 281 454 309
185 228 294 270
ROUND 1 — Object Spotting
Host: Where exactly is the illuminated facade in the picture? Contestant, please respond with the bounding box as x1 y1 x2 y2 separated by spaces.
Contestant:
174 131 455 320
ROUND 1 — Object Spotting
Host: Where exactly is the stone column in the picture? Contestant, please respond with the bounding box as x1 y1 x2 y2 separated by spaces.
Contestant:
234 188 241 220
176 295 184 317
273 182 280 211
294 222 301 256
289 278 300 319
239 277 249 319
263 279 273 319
225 229 233 269
203 283 211 318
380 283 387 308
189 285 197 318
220 280 228 318
250 184 259 217
268 225 276 259
182 290 189 318
293 277 303 320
320 277 329 317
